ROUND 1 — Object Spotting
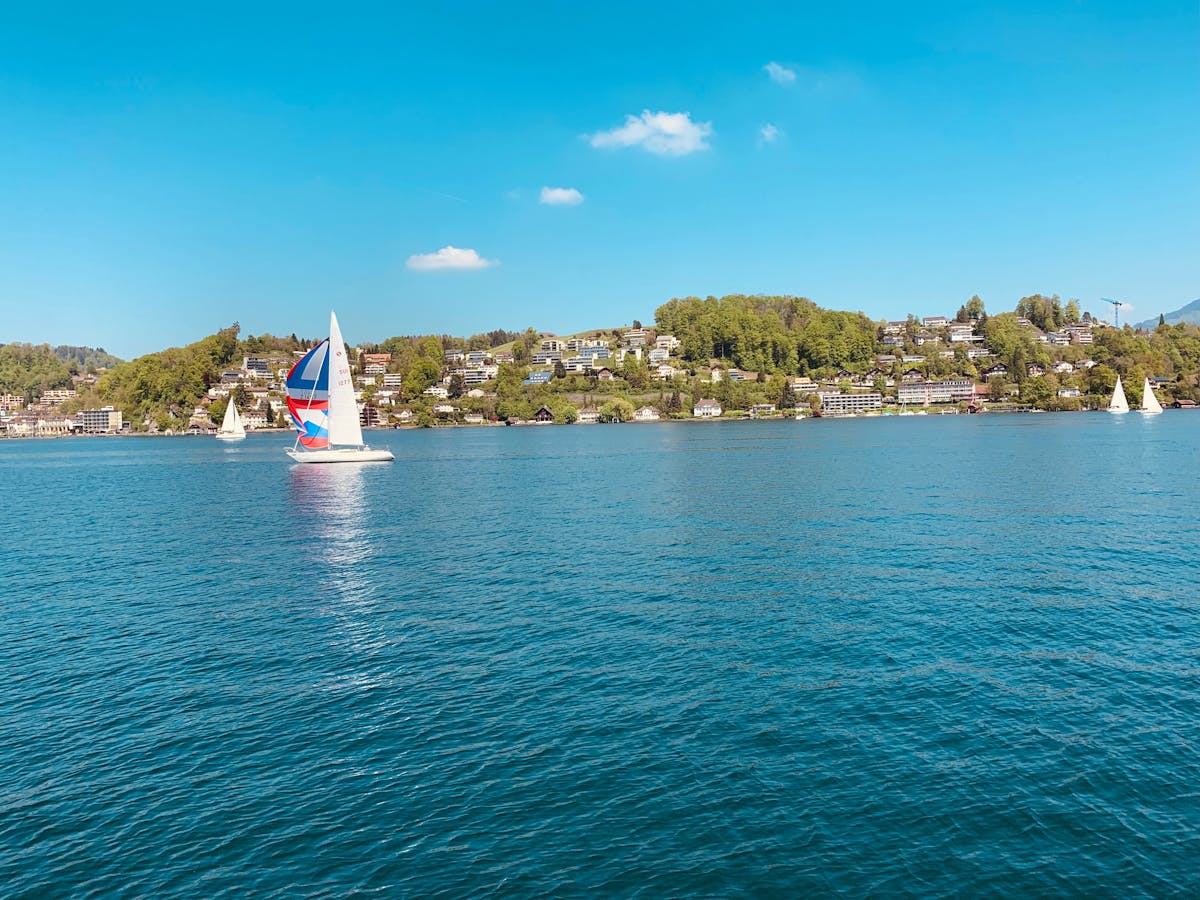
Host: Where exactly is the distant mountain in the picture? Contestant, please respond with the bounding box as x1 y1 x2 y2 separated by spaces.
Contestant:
1133 298 1200 330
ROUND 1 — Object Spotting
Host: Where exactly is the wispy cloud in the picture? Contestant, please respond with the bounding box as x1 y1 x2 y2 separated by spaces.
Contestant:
759 123 781 145
539 186 585 206
588 110 713 157
406 246 498 271
764 61 796 84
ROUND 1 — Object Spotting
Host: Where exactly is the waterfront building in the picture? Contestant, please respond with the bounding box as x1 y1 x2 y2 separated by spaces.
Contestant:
693 399 722 418
634 406 661 421
897 380 974 405
817 392 883 415
577 407 600 423
80 406 123 433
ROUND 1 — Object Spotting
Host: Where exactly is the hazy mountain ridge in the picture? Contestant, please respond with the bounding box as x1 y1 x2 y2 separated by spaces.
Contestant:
1134 299 1200 330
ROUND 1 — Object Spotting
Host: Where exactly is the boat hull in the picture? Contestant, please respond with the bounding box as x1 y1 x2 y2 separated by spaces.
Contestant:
1107 409 1129 414
286 447 395 463
215 433 246 441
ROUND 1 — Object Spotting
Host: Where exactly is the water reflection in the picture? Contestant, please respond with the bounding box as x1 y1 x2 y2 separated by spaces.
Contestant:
287 464 392 679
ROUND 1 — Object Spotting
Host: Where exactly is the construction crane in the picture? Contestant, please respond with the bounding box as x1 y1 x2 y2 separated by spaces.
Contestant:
1103 297 1124 327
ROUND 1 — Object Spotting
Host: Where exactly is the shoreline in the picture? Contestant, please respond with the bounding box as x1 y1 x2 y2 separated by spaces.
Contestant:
2 407 1191 441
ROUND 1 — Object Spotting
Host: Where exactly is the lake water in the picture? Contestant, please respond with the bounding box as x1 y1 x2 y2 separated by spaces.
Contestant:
4 414 1200 896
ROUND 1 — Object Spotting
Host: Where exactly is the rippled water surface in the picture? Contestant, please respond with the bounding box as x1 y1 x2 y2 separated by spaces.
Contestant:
4 415 1200 897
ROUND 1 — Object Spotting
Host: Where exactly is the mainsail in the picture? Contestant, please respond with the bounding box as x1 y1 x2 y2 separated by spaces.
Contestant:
1108 375 1129 414
326 312 365 447
1141 377 1163 415
220 401 245 436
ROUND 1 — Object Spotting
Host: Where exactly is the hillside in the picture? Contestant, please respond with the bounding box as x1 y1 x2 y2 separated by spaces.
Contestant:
1134 298 1200 330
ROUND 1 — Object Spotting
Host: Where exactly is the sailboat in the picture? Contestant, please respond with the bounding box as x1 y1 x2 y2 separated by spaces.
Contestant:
1107 374 1130 414
285 311 395 464
215 400 247 441
1140 377 1163 416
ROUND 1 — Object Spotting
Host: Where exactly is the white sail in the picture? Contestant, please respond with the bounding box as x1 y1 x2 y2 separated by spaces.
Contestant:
1141 377 1163 415
326 311 365 447
220 401 246 435
1108 375 1129 414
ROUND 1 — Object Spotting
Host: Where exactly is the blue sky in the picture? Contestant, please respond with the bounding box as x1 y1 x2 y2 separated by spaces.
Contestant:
1 0 1196 357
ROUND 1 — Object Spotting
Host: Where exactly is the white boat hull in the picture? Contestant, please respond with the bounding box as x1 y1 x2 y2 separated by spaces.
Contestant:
1108 409 1129 415
286 447 395 464
215 432 246 441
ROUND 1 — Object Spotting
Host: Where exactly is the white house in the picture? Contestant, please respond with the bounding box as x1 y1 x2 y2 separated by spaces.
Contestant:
693 399 722 418
634 406 661 421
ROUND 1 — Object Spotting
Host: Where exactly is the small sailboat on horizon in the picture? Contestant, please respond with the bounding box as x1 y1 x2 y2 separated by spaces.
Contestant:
285 311 395 464
215 400 247 441
1108 375 1130 414
1140 377 1163 416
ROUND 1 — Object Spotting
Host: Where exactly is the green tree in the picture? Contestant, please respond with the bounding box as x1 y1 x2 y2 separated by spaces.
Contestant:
599 399 634 422
780 379 797 409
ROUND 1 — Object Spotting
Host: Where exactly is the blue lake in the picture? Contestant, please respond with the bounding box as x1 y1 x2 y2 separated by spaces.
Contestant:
3 414 1199 896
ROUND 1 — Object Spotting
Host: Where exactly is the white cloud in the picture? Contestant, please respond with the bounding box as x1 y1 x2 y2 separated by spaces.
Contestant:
539 186 585 206
759 123 781 145
764 61 797 84
588 110 713 157
406 246 498 271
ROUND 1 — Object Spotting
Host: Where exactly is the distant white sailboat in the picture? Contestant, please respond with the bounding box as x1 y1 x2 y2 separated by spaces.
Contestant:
1108 375 1130 414
1140 377 1163 416
285 311 395 464
215 400 247 441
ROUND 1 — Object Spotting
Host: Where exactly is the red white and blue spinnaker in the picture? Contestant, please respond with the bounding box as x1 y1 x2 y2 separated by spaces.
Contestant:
286 338 332 449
